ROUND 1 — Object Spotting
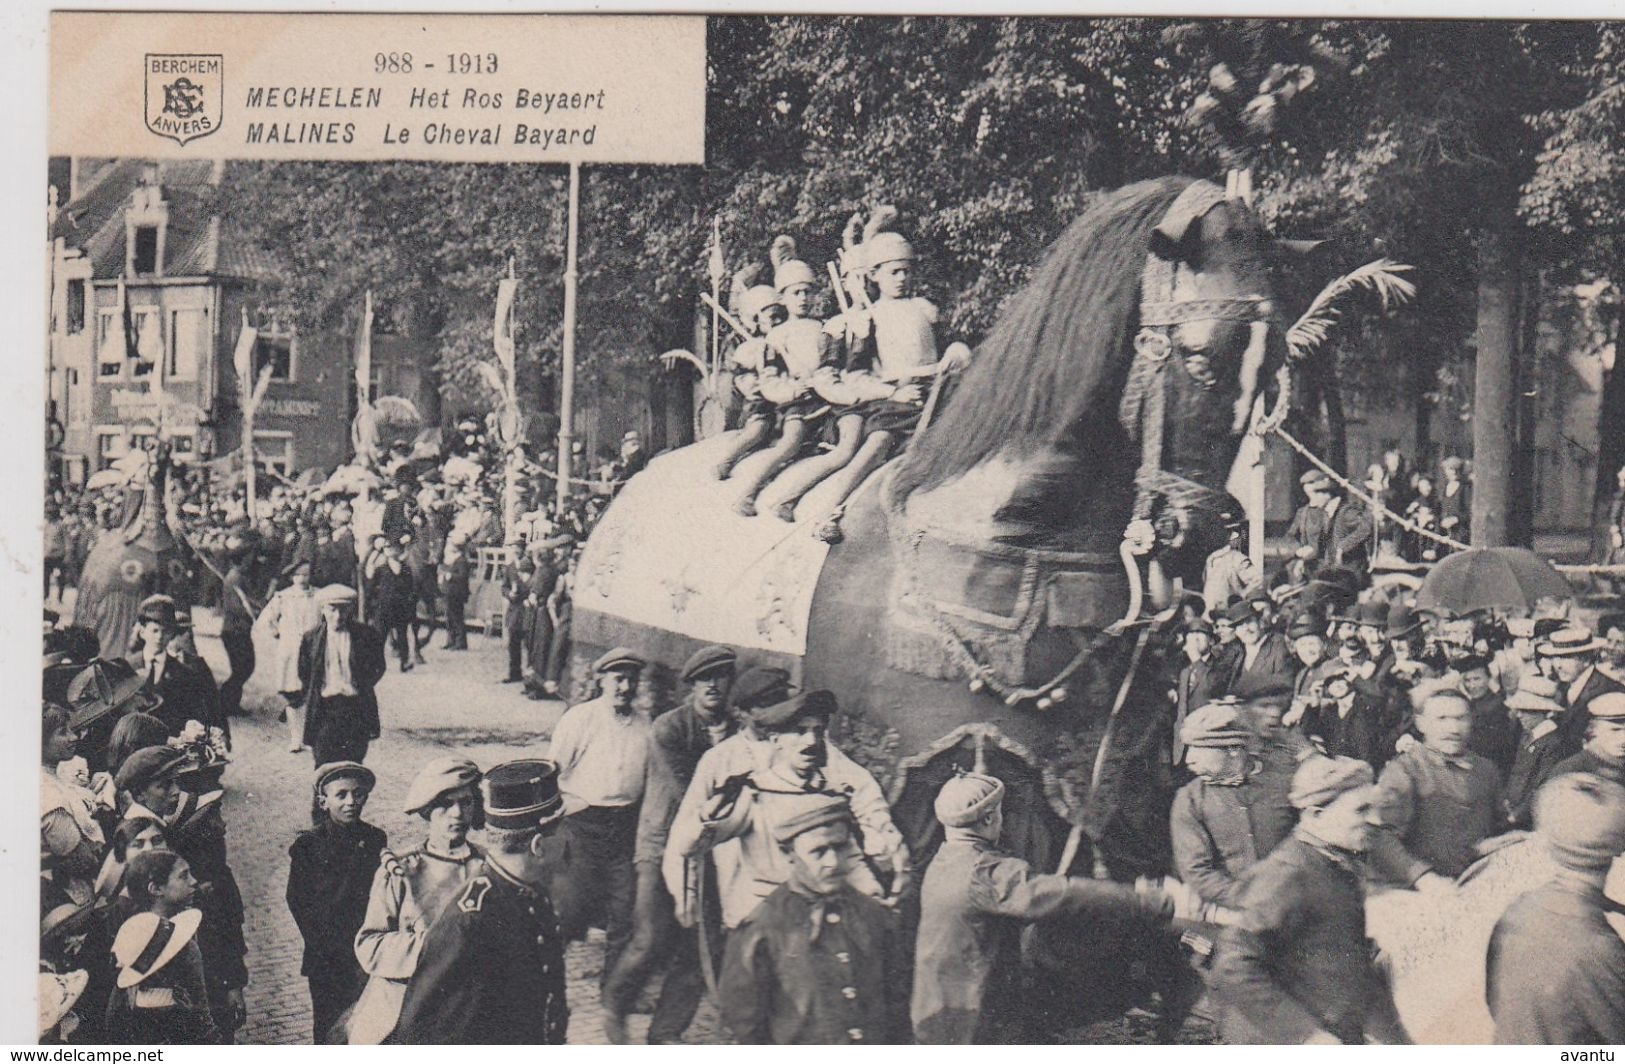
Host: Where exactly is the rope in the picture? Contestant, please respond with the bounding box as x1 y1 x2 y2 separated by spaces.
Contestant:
1268 424 1472 554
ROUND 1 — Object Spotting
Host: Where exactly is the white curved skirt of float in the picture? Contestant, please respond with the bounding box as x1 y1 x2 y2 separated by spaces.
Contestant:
574 432 873 659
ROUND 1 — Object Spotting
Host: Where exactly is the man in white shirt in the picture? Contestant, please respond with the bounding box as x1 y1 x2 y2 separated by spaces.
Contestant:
548 646 650 988
665 679 908 931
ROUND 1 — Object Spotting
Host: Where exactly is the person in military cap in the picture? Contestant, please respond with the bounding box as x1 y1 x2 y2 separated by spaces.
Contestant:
719 793 908 1044
297 585 387 767
128 595 225 741
667 687 909 932
351 757 486 1045
546 646 649 980
1287 471 1334 572
1209 756 1409 1044
1203 518 1261 616
391 759 571 1045
911 772 1171 1044
1170 701 1296 912
602 644 737 1044
1487 772 1625 1044
285 762 385 1042
1541 690 1625 790
1366 691 1503 891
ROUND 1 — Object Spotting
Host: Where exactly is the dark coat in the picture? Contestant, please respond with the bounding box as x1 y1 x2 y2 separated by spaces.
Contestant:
721 882 906 1045
1170 777 1296 908
315 531 358 589
367 562 417 629
298 622 387 748
1328 497 1373 571
1487 879 1625 1044
1367 744 1503 883
1506 723 1575 828
1468 691 1520 777
1301 694 1392 770
1172 657 1225 765
1543 747 1625 790
286 819 387 977
130 652 224 737
1227 634 1297 700
390 860 569 1045
1558 668 1625 749
1210 834 1399 1044
635 696 733 864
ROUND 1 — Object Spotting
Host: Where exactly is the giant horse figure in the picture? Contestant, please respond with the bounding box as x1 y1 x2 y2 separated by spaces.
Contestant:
574 176 1294 1036
74 443 190 659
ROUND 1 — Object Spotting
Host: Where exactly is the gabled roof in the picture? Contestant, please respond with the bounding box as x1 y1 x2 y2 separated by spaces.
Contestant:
51 158 275 282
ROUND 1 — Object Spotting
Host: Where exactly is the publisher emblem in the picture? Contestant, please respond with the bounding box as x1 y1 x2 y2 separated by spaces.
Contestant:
144 54 223 146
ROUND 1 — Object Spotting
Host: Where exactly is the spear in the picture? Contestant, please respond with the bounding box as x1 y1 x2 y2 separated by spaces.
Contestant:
707 216 724 377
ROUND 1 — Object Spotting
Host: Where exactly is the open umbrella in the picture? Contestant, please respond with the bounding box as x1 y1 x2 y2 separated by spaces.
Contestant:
1415 547 1574 615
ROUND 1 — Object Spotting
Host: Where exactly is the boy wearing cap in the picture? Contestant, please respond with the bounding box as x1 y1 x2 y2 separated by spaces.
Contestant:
1209 756 1409 1045
129 595 225 740
1487 773 1625 1044
913 772 1170 1044
1287 472 1332 566
718 793 906 1044
1170 702 1296 912
603 645 737 1044
392 760 571 1045
1367 692 1503 890
298 586 388 767
286 762 385 1042
666 685 908 931
547 647 650 983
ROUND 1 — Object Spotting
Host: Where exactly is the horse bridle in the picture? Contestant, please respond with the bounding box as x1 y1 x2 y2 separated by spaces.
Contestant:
1119 180 1276 539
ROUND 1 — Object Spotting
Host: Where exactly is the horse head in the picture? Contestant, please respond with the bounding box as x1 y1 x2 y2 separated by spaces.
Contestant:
892 177 1292 583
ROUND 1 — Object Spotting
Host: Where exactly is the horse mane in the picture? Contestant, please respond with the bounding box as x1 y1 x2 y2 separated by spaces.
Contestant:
893 176 1197 500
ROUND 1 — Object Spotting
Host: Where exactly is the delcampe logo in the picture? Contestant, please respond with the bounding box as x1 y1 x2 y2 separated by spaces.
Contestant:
144 54 223 146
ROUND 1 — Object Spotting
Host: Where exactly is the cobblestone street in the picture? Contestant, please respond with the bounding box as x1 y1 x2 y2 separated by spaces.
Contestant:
193 614 726 1045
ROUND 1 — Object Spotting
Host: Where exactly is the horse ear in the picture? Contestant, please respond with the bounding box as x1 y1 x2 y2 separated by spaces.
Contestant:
1147 195 1221 262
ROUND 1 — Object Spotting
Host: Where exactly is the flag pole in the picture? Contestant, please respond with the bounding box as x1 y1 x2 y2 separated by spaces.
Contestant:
557 161 581 511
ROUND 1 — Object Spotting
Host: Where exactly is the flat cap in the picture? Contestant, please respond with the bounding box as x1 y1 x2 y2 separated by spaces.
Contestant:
1589 692 1625 720
1535 773 1625 871
1180 702 1253 751
1299 470 1332 491
593 646 646 674
680 645 738 683
728 666 794 715
403 756 482 815
114 745 188 795
1181 617 1214 639
769 792 852 846
1232 673 1294 703
314 760 375 795
136 595 179 627
753 689 838 730
315 584 358 607
934 771 1005 828
1289 755 1374 810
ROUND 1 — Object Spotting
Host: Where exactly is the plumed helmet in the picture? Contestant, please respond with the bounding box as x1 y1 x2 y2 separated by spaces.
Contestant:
770 235 817 292
738 285 785 332
837 212 866 278
862 205 915 272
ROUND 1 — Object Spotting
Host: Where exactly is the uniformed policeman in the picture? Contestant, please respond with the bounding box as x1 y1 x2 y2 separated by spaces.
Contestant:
390 759 571 1045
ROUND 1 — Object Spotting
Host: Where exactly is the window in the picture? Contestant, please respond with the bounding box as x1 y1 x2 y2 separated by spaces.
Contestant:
167 309 201 381
129 429 155 455
253 431 293 476
169 431 196 461
65 280 85 335
131 309 159 378
97 311 123 377
132 226 159 275
95 428 125 470
253 332 294 382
